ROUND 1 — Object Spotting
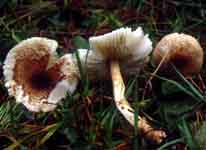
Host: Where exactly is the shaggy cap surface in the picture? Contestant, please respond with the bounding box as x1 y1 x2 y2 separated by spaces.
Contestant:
4 37 78 112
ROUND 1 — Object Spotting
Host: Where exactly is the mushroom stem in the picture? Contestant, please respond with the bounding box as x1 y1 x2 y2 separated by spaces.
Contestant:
110 61 166 143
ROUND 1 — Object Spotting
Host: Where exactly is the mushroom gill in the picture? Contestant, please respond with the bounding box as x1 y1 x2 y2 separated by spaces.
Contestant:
78 27 166 143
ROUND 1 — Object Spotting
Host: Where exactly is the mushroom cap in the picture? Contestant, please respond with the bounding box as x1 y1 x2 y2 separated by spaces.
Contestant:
152 33 203 76
3 37 79 112
78 27 152 80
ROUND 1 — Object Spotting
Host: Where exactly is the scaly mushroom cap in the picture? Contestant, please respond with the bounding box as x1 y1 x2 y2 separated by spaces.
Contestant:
3 37 79 112
78 27 152 79
152 33 203 76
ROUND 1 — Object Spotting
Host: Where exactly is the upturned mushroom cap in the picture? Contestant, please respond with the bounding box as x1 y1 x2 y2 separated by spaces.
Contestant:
78 27 152 79
152 33 203 76
3 37 79 112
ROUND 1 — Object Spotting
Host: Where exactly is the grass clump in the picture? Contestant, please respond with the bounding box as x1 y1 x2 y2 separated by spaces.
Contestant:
0 0 206 149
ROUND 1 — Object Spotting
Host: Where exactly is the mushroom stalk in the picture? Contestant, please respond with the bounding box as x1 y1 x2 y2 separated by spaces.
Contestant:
110 60 166 143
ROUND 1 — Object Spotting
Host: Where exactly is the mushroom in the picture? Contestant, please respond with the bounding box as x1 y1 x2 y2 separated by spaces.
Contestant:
3 37 79 112
152 33 203 76
77 27 166 143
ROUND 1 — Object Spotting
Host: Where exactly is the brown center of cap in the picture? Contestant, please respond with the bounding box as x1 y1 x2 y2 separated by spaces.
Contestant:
13 46 65 101
29 71 54 90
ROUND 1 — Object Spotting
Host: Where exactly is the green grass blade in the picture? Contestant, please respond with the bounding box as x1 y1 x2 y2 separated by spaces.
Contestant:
155 75 200 101
172 65 203 100
158 138 183 150
40 123 60 145
178 119 197 150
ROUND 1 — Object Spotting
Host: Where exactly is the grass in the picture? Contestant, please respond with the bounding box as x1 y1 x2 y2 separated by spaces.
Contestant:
1 0 206 149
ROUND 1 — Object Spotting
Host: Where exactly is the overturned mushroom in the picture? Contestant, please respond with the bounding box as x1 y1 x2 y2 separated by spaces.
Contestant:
152 33 203 76
3 37 79 112
78 27 166 143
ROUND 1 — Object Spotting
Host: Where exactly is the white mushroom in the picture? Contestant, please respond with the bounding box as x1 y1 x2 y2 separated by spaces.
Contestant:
77 27 166 143
152 33 203 76
3 37 79 112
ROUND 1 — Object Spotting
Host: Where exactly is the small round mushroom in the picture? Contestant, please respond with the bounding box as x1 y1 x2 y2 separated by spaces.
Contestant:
77 27 166 143
152 33 203 76
3 37 79 112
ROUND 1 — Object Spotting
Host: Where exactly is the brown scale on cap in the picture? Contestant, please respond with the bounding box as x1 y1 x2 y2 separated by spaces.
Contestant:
3 37 79 112
13 43 65 102
152 33 203 76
